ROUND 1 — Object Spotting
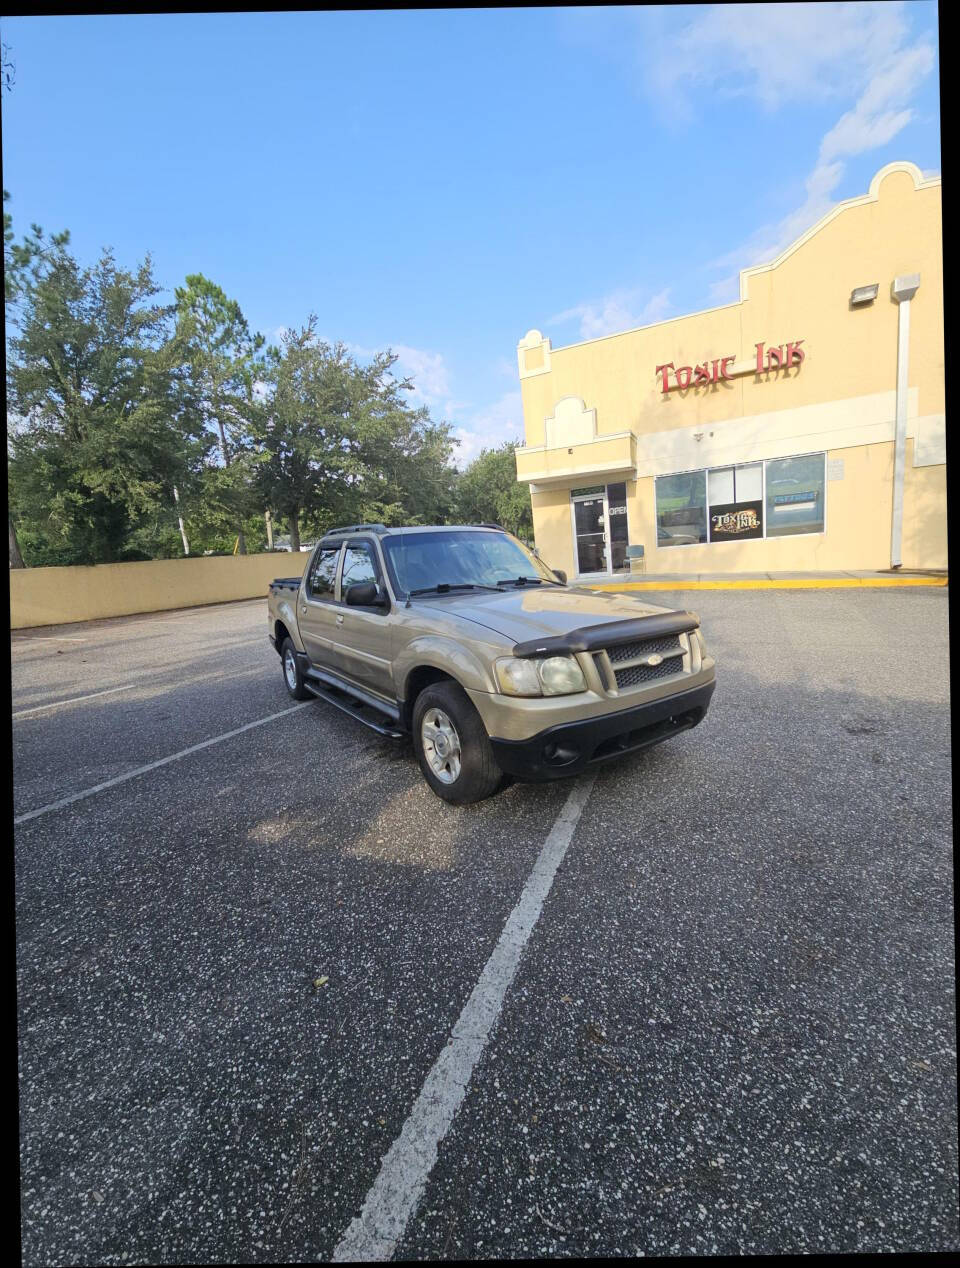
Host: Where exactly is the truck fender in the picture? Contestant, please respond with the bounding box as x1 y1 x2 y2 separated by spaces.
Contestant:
273 592 307 655
394 635 498 700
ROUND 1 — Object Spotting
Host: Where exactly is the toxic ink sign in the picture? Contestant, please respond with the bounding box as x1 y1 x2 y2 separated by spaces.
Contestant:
709 500 764 541
655 340 805 393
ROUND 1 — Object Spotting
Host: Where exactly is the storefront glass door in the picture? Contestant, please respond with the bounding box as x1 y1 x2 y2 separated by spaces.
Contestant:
572 492 607 575
571 483 631 576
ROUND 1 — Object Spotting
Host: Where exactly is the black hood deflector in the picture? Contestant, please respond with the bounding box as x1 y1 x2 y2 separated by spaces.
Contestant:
512 611 699 658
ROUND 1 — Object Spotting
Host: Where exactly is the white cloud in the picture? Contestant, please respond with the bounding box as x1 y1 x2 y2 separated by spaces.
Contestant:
657 3 938 289
450 391 523 469
388 344 452 407
549 287 672 341
640 2 914 119
819 42 935 163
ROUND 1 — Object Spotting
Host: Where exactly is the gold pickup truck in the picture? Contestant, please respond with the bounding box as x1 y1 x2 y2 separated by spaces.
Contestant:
268 523 716 804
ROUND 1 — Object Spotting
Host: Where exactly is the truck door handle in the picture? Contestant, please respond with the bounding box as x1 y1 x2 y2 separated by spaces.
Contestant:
300 605 307 614
336 614 344 625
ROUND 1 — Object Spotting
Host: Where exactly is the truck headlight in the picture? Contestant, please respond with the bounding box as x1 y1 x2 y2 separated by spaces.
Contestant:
495 657 542 696
537 655 586 695
495 655 586 697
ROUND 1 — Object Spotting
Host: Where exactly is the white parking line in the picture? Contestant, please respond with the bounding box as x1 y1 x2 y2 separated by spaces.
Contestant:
10 634 87 643
331 772 598 1263
13 701 313 826
12 684 136 717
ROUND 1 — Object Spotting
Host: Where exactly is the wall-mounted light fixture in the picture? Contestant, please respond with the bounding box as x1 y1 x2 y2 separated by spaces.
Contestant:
850 283 879 305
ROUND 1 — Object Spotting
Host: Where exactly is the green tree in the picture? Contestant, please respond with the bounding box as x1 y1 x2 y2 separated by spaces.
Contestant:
454 439 532 539
3 188 50 565
340 356 458 530
174 274 265 554
251 319 458 549
2 39 14 94
7 237 206 565
3 188 49 308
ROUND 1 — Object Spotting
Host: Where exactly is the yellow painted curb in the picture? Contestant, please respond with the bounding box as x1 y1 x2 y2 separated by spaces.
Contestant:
589 576 948 592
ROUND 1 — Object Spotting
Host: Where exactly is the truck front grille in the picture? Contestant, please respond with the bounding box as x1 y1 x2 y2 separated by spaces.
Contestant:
600 632 689 691
613 656 684 689
606 635 682 664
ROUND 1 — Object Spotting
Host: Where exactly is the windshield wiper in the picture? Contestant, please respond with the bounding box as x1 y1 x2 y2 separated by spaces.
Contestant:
407 582 503 599
499 576 548 587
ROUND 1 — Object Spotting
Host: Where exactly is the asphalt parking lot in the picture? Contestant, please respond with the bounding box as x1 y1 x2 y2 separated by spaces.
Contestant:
13 586 957 1262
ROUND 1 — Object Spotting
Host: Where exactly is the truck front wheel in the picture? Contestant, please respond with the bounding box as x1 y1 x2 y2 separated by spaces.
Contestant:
280 637 311 701
412 681 504 804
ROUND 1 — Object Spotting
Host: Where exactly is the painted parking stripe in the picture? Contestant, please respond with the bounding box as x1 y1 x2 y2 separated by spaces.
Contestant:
10 634 87 643
12 684 137 717
332 771 597 1263
12 660 267 718
13 701 313 826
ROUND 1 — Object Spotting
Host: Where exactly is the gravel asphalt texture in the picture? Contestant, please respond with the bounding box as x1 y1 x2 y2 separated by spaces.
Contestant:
13 588 957 1262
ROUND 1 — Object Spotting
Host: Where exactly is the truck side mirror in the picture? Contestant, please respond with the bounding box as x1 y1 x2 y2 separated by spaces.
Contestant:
345 582 386 607
553 569 567 584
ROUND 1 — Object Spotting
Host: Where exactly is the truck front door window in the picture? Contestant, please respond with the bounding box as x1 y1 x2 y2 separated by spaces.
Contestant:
341 543 379 593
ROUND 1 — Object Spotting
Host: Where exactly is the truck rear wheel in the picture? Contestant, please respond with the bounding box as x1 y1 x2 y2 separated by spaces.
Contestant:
280 637 311 701
412 681 504 805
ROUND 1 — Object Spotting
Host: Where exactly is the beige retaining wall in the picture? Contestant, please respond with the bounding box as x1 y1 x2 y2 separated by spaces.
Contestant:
9 552 307 630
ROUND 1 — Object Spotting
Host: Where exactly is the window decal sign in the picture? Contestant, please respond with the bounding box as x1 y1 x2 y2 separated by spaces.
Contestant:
772 491 817 506
709 500 764 541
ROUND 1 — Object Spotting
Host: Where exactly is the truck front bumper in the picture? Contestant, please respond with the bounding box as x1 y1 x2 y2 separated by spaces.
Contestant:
488 679 715 781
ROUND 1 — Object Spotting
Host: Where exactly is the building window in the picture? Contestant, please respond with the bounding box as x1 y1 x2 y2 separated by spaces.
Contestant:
765 453 826 536
708 462 763 541
655 471 707 547
655 453 826 547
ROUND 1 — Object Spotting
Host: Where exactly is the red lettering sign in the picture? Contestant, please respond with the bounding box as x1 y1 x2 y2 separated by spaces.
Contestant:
655 362 674 393
656 339 804 392
785 339 805 366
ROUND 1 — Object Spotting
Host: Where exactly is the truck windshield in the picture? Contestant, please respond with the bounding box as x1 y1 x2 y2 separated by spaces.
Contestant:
382 530 559 597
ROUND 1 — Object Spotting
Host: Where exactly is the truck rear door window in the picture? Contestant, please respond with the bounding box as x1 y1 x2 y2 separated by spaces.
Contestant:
308 547 340 600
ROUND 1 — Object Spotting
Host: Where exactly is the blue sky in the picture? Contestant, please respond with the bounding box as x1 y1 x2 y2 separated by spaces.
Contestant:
2 4 940 464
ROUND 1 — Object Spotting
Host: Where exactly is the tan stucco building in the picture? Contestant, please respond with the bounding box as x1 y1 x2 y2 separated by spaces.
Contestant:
515 161 945 578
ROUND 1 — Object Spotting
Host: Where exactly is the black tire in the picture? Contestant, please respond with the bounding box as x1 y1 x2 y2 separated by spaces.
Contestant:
280 636 311 701
412 680 504 805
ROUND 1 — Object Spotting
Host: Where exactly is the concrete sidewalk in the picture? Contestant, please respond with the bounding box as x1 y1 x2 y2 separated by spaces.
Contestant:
585 569 948 591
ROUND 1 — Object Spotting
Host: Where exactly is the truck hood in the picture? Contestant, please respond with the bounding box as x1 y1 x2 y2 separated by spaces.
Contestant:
422 585 683 648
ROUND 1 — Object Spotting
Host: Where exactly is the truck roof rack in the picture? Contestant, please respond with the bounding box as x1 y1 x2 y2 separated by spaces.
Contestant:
323 523 389 537
476 521 504 530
